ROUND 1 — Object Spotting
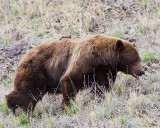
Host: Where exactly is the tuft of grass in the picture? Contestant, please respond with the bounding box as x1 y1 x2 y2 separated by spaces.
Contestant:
142 0 148 9
3 79 9 86
69 27 79 36
0 101 9 115
0 122 4 128
46 117 55 128
143 53 156 62
35 110 43 119
113 31 121 38
107 24 112 30
0 39 9 45
121 118 127 125
23 125 32 128
18 114 29 125
66 105 79 116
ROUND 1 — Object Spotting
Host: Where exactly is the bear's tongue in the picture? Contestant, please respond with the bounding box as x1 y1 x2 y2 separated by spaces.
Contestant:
133 72 139 79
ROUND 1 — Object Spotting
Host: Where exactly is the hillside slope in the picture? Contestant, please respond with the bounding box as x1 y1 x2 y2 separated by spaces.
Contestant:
0 0 160 127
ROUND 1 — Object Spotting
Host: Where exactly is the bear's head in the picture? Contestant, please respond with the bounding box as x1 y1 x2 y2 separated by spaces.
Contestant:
5 91 36 114
116 39 145 78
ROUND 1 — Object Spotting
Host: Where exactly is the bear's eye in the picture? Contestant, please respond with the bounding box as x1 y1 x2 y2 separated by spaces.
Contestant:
133 57 140 62
133 58 137 61
12 104 18 109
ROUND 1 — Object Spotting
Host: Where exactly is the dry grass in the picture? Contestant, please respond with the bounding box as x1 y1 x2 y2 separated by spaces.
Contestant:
0 0 160 127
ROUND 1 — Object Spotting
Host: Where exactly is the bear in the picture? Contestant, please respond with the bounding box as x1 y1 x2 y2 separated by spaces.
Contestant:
5 35 145 114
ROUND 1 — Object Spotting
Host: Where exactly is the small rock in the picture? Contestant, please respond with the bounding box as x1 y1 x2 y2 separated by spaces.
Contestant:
143 64 148 71
122 5 127 11
59 35 71 40
129 38 136 42
143 90 148 95
146 61 152 67
154 59 159 64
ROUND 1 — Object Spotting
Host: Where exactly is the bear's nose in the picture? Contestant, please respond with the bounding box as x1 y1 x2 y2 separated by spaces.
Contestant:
139 70 145 76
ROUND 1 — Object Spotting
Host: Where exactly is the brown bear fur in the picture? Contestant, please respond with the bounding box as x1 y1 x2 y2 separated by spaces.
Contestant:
5 35 144 113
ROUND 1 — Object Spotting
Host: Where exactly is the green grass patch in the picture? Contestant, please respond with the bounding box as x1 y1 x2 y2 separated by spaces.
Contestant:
34 110 43 119
11 6 19 15
37 33 44 37
113 31 121 38
121 118 127 125
14 9 19 15
104 111 115 119
0 101 9 115
141 0 149 9
7 18 11 24
46 117 55 128
14 23 19 28
107 24 112 30
0 39 9 45
143 53 156 63
69 27 79 36
144 0 148 9
18 114 29 125
0 122 4 128
66 105 79 116
126 76 134 84
23 125 32 128
3 79 9 86
105 111 109 119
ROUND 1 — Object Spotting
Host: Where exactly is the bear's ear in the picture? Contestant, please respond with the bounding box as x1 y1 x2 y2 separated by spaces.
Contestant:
132 43 136 47
5 95 8 100
116 40 124 51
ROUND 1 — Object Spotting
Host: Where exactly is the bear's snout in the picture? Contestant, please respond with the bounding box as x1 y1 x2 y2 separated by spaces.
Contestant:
139 70 145 76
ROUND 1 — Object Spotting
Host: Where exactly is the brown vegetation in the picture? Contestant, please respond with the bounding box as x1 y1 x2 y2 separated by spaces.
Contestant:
0 0 160 127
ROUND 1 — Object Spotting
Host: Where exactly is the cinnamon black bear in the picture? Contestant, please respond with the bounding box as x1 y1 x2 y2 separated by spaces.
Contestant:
5 35 144 114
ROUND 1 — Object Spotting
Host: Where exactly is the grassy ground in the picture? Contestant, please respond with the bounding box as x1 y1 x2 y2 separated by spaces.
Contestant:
0 0 160 127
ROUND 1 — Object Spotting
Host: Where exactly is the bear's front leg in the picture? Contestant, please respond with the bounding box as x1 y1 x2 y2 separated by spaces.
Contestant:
92 71 117 98
60 76 77 107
